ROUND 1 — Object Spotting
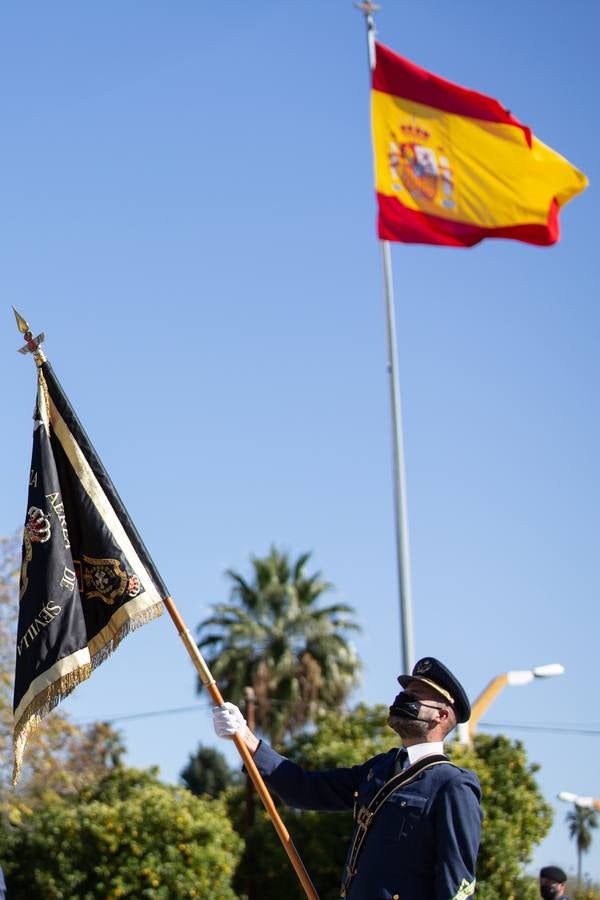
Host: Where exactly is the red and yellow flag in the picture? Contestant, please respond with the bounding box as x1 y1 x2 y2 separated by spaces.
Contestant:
372 43 587 246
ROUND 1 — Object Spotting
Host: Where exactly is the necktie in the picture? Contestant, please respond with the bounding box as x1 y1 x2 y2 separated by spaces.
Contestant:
394 747 409 774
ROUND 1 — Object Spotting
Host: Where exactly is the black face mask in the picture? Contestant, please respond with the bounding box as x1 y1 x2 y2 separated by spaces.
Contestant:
540 885 560 900
389 692 427 720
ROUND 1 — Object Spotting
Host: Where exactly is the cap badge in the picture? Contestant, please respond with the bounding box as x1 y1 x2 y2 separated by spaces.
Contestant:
414 659 432 674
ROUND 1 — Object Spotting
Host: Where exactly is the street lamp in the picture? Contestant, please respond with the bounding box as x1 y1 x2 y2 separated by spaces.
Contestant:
558 791 600 812
458 663 565 745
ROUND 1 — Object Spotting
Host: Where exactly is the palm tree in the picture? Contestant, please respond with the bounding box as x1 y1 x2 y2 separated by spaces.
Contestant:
566 804 598 888
197 547 361 744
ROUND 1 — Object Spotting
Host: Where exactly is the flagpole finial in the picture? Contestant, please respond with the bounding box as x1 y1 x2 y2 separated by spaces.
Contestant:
13 307 46 365
354 1 379 70
354 1 380 13
354 0 380 23
13 306 30 334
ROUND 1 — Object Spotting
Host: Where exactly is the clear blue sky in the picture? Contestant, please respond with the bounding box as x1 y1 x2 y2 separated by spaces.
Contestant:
1 0 598 884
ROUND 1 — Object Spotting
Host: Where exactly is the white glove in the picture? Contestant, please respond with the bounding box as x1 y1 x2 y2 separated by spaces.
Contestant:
212 702 247 739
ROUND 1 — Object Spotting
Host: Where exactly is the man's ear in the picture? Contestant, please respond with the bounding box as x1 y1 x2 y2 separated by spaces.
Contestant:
436 705 454 733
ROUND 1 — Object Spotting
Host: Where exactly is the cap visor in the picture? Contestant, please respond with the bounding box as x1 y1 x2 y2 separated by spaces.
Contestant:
397 675 454 705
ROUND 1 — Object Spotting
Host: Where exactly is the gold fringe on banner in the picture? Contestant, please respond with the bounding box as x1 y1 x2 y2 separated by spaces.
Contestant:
13 662 92 785
12 599 163 784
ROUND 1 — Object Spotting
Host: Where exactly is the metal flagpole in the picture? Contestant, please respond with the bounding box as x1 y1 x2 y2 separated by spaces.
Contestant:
355 3 415 672
13 309 320 900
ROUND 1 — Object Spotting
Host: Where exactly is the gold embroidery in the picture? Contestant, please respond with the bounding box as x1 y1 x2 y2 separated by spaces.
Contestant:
452 878 476 899
81 555 128 605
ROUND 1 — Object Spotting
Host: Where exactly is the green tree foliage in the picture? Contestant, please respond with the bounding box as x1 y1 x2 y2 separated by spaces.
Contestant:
0 536 243 897
451 735 553 900
197 547 361 743
572 879 600 900
227 705 552 900
567 805 599 888
3 767 244 899
180 743 238 798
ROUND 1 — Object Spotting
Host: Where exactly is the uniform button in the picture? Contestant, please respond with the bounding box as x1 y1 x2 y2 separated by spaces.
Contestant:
393 895 400 899
400 800 406 806
353 791 358 797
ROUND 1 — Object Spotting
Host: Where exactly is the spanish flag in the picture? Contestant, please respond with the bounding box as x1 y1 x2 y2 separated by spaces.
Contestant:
372 43 587 246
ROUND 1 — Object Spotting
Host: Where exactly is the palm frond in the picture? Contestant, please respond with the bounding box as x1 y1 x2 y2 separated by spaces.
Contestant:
195 548 361 741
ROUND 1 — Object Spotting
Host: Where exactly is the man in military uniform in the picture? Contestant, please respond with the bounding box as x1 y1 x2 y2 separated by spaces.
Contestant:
213 657 482 899
539 865 571 899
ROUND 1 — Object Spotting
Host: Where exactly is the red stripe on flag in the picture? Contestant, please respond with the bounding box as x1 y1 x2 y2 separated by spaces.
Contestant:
377 194 560 247
373 43 532 147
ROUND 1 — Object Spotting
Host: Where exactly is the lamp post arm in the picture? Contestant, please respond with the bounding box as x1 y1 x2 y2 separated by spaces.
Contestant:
578 797 600 812
468 673 509 736
559 791 600 811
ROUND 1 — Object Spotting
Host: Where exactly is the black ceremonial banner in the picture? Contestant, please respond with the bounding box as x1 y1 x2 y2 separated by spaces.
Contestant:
14 361 165 781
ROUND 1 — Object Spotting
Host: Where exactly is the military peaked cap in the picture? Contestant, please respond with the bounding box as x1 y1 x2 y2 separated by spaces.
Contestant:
540 866 567 884
398 657 471 724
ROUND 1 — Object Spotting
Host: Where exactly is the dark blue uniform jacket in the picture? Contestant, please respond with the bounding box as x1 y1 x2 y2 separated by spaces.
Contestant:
254 742 482 900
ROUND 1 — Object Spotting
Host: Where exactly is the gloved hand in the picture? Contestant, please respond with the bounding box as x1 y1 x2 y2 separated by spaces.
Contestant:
212 701 247 739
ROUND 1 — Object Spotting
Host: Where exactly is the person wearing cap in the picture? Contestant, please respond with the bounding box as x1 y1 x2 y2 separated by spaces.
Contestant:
539 865 570 899
212 656 482 899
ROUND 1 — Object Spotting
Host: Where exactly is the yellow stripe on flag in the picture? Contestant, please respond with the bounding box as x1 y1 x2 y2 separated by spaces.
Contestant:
372 89 587 229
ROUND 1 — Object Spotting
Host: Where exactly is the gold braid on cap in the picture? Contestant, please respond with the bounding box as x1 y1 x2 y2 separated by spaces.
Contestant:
415 677 455 705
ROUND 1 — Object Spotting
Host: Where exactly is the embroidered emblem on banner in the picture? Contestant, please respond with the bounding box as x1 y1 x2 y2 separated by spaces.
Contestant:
80 555 129 605
20 507 52 601
26 507 51 544
127 575 141 598
388 121 456 210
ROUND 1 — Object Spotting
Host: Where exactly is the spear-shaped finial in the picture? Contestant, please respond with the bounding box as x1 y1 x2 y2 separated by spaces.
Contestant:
13 307 46 364
13 306 30 334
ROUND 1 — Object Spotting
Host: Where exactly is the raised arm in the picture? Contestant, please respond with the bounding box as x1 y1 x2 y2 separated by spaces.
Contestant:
212 702 378 812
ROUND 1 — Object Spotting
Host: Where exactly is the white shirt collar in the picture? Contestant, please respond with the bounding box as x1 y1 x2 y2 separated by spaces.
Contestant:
406 741 444 765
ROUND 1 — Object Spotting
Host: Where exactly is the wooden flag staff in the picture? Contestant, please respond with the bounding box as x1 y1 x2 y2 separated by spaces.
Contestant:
14 309 320 900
